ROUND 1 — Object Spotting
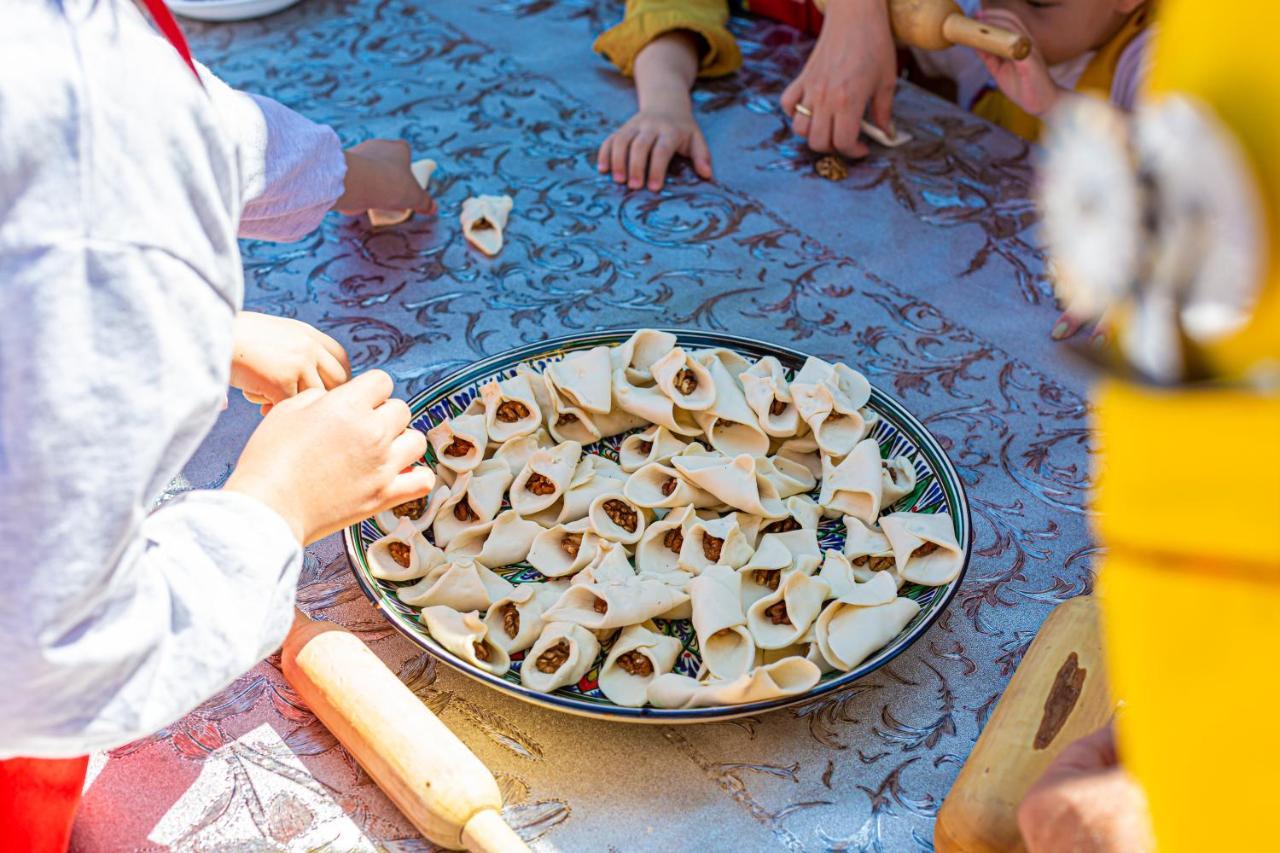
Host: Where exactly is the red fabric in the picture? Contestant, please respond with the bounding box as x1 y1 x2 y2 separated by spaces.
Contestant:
744 0 825 34
0 757 89 853
138 0 202 83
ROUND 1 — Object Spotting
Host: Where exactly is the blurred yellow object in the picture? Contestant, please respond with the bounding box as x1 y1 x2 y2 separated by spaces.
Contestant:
1099 2 1280 849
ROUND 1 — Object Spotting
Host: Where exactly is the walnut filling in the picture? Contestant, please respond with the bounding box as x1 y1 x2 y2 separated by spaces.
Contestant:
663 528 684 554
453 500 478 522
827 412 846 422
674 368 699 396
443 437 473 457
853 554 897 572
769 398 787 416
388 541 413 568
617 650 654 677
472 217 495 232
635 439 653 455
555 413 578 426
592 597 608 615
473 642 491 662
560 532 583 558
753 569 781 591
815 154 848 181
762 517 801 534
495 400 530 423
913 541 941 558
602 499 638 532
500 603 520 639
660 477 678 497
701 534 724 563
391 496 426 520
526 472 556 495
764 600 792 625
536 640 570 673
883 460 900 484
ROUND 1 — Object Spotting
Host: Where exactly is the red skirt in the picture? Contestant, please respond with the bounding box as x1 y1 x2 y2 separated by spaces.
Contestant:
0 757 89 853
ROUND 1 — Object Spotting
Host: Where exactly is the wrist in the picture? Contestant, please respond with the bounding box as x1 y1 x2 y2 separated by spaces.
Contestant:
333 150 366 211
225 468 308 545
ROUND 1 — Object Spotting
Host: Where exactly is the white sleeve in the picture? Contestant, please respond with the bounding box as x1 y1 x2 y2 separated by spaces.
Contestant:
199 65 348 242
0 244 305 760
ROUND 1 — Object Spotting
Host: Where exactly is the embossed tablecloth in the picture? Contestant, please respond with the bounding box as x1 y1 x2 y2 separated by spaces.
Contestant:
71 1 1096 850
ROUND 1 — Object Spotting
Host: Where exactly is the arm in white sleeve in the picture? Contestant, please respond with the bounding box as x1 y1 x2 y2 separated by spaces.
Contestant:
0 243 305 759
199 64 348 242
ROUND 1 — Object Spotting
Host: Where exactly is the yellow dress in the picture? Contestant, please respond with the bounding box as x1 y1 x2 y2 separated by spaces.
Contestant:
593 0 743 78
971 5 1152 141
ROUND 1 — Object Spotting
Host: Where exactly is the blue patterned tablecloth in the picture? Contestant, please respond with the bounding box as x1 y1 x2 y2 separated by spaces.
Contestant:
72 2 1096 850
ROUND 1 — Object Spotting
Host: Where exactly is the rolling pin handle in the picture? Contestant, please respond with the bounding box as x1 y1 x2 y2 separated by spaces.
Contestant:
461 807 530 853
942 12 1032 60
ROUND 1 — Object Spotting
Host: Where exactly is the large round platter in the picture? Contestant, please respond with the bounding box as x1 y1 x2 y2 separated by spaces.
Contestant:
345 330 971 722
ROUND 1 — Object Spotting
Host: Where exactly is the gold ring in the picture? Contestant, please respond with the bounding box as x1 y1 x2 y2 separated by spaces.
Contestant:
794 104 813 118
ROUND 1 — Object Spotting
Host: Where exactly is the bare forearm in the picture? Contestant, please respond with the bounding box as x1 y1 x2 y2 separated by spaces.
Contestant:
634 31 702 112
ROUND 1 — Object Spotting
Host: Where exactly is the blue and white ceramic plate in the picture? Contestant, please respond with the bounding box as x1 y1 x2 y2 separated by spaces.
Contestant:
345 330 971 723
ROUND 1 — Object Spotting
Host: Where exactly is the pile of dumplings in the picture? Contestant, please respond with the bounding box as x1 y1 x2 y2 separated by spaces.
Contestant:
366 330 964 710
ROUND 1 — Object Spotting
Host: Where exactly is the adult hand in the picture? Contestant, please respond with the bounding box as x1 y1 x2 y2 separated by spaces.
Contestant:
334 139 436 217
1017 724 1155 853
781 0 898 158
230 312 351 414
224 370 435 545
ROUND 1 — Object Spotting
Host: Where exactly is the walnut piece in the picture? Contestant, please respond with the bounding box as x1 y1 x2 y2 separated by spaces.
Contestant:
663 528 684 554
453 500 478 522
853 554 897 572
702 534 724 563
752 569 781 591
660 477 678 497
560 532 583 558
495 400 530 423
769 399 787 416
617 651 654 677
388 541 413 568
674 368 699 396
443 437 473 457
763 517 801 534
764 600 792 625
536 640 571 673
391 496 426 520
635 439 653 455
473 642 491 662
815 155 848 181
592 596 608 615
500 602 520 639
526 473 556 496
602 499 638 533
556 413 578 426
914 541 940 558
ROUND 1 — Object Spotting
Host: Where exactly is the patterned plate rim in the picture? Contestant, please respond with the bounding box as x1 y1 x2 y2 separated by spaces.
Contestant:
344 329 972 723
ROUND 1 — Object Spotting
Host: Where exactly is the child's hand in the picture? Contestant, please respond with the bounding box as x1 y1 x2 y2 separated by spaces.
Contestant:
225 370 434 545
230 312 351 414
975 9 1068 119
334 139 436 217
598 104 713 192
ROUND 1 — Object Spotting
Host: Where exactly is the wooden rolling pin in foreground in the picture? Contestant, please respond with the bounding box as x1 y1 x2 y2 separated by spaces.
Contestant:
935 595 1113 852
282 611 529 852
890 0 1032 60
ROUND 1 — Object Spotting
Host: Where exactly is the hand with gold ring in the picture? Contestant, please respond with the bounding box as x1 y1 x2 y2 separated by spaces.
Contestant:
780 0 898 158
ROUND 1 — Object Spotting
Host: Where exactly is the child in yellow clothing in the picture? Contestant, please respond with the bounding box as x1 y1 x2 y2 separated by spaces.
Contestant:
594 0 1151 191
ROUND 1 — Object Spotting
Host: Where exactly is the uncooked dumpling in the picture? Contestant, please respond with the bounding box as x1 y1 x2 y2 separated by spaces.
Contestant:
745 571 830 650
690 564 755 680
650 347 716 411
740 356 800 437
479 372 542 443
691 354 770 457
880 456 918 506
546 346 614 415
812 596 920 672
432 459 513 547
526 519 600 578
520 621 600 693
879 512 964 586
492 428 553 478
619 425 691 473
818 438 884 524
510 440 583 516
396 557 514 611
623 462 719 510
368 516 445 582
634 503 698 575
444 509 544 568
816 550 898 605
420 605 511 676
483 582 566 655
586 491 649 545
557 455 628 523
461 194 513 256
541 576 689 630
678 512 757 573
646 657 821 709
672 452 787 519
790 357 873 457
427 414 488 475
374 479 449 535
598 623 683 707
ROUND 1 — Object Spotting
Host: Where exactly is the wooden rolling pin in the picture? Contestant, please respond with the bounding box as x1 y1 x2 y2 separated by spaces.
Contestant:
282 611 529 852
890 0 1031 60
935 595 1113 852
